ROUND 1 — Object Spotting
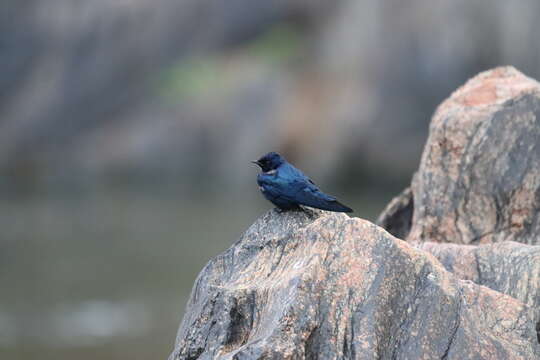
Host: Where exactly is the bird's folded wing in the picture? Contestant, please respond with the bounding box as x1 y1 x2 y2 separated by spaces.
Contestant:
291 182 337 207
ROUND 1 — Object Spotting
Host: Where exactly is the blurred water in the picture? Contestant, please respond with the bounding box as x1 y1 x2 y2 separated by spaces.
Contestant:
0 186 388 359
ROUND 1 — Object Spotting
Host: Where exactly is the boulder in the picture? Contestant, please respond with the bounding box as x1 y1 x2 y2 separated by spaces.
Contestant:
169 210 540 359
170 67 540 359
379 66 540 245
376 186 413 240
413 241 540 309
376 67 540 350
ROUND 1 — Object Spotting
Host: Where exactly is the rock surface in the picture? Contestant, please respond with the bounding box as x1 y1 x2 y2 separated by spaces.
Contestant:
381 67 540 245
375 68 540 355
413 241 540 309
170 67 540 359
376 187 413 240
169 210 540 359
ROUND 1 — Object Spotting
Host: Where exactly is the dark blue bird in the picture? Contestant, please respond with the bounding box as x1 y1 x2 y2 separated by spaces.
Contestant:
252 152 353 213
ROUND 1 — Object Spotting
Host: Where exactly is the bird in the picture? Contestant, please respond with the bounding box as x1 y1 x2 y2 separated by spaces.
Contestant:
252 152 353 213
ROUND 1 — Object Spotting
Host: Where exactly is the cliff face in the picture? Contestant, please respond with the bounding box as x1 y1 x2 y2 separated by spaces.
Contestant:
170 67 540 359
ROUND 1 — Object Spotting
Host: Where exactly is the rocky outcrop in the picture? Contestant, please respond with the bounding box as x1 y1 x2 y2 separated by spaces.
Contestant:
170 67 540 359
376 68 540 352
413 241 540 309
375 187 413 240
169 210 540 359
379 67 540 246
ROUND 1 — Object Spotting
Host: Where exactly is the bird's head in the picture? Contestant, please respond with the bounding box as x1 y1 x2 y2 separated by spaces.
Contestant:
252 152 285 172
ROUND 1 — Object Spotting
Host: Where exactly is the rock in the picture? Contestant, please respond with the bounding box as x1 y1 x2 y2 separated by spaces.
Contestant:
375 67 540 339
376 186 413 240
400 66 540 245
169 210 540 359
170 67 540 359
412 241 540 309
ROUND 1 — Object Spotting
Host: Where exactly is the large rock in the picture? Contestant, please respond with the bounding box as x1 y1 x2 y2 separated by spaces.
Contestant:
169 210 540 359
379 66 540 245
375 68 540 346
170 67 540 359
376 186 413 241
413 241 540 309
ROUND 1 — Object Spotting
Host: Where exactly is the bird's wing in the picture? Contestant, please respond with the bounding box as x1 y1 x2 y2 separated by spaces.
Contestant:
277 163 333 201
292 179 337 204
261 163 352 212
282 163 317 185
293 180 354 212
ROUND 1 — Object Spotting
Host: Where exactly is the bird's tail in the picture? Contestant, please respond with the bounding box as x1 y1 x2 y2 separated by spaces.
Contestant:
316 200 354 213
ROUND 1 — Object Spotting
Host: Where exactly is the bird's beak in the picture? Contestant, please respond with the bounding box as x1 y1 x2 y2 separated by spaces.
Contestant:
251 160 262 168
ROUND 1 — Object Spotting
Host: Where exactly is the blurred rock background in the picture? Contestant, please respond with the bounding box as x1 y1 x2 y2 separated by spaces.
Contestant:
2 1 540 359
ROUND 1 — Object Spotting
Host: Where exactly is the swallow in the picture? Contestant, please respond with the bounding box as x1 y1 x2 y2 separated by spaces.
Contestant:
252 152 353 213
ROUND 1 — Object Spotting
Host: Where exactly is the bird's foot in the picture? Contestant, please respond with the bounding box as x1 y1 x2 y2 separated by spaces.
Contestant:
274 206 317 219
274 206 303 214
299 206 318 219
